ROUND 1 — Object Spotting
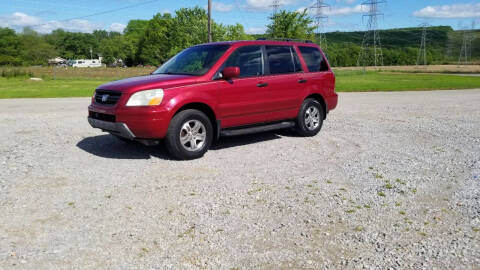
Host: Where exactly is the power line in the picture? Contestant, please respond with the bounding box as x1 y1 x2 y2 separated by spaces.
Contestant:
458 20 476 65
311 0 329 50
30 0 161 28
357 0 386 69
416 22 430 66
271 0 281 16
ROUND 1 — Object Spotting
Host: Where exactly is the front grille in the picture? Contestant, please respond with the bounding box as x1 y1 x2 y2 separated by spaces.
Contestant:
89 111 116 122
94 90 122 106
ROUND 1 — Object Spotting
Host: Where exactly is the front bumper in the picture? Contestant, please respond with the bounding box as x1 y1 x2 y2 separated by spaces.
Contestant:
88 103 171 139
87 117 135 139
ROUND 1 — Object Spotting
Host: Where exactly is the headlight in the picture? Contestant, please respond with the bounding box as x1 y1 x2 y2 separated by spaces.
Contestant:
126 89 164 106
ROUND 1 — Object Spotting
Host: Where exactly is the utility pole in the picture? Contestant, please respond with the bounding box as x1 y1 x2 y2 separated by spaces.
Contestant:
311 0 329 50
357 0 386 70
417 23 429 66
208 0 212 43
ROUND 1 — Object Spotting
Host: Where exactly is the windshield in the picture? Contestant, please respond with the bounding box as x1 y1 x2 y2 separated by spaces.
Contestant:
153 44 230 76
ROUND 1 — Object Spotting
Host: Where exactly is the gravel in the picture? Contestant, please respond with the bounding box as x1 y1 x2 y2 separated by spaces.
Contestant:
0 89 479 269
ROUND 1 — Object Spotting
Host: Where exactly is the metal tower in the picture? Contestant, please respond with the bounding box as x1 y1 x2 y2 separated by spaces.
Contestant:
458 21 475 65
416 23 429 66
271 0 281 16
357 0 386 69
311 0 329 50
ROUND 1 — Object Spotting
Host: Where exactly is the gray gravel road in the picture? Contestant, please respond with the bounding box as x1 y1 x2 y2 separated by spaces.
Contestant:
1 90 479 269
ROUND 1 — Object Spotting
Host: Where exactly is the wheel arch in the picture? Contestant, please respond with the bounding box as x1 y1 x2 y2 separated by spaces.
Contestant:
172 102 219 139
305 93 327 119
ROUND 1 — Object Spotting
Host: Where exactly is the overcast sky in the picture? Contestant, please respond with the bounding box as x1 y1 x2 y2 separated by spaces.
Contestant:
1 0 479 34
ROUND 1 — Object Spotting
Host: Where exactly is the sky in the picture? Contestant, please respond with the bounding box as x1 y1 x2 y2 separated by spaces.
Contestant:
0 0 479 34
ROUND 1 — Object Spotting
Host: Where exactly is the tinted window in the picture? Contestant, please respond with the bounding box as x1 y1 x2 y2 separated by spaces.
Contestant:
223 46 264 77
299 46 329 72
266 46 302 75
153 44 230 76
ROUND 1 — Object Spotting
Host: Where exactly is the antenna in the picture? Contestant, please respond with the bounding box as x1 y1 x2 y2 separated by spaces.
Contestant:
271 0 281 16
416 23 429 66
357 0 386 70
310 0 329 50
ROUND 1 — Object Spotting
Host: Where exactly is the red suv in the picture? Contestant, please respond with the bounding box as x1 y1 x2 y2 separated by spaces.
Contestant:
88 40 337 159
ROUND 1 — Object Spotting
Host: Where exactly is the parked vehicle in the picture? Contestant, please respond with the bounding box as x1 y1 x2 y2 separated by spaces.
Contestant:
88 40 337 159
71 57 103 68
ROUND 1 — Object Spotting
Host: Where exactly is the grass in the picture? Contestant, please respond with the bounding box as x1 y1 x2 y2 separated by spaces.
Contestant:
0 77 103 98
334 70 480 92
1 67 480 99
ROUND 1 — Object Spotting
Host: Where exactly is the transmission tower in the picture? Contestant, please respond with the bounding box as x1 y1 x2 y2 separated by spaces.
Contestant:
311 0 329 50
357 0 386 69
271 0 281 16
416 23 430 66
458 21 475 65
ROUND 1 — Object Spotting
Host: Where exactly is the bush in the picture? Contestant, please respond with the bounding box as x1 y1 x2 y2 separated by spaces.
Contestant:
0 68 34 78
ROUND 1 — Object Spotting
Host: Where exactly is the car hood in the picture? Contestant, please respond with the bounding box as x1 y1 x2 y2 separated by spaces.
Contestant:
97 74 201 92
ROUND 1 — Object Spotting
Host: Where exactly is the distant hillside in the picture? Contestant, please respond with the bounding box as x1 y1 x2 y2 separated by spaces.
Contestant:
326 26 453 49
252 26 479 66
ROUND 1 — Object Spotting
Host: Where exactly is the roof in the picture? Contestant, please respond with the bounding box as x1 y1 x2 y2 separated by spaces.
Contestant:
197 39 320 47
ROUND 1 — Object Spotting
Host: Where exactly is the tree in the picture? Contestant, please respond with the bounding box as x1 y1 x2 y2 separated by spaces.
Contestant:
19 27 57 65
266 9 315 40
0 27 22 65
123 20 149 65
137 13 174 66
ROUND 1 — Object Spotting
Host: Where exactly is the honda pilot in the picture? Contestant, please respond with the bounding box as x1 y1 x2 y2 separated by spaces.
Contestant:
88 40 337 159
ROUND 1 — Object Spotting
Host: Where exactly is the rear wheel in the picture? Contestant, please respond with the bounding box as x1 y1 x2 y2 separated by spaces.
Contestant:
295 98 324 137
165 109 213 160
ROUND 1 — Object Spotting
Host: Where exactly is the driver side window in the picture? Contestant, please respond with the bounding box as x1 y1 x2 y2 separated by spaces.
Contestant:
223 46 264 78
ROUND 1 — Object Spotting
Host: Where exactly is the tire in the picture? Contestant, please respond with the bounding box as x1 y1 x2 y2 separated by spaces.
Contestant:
165 109 213 160
295 98 324 137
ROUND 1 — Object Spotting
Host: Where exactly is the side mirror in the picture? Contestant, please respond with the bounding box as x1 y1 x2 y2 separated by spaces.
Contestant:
222 66 240 80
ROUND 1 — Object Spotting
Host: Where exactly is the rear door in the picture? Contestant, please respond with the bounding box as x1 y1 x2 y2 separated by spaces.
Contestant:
215 45 272 128
264 45 305 121
297 46 334 96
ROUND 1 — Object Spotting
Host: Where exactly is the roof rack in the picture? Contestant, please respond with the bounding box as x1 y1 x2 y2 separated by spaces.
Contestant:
256 38 314 43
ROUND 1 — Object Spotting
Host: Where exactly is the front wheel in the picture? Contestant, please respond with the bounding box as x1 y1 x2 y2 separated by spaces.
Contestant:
295 98 324 137
165 109 213 160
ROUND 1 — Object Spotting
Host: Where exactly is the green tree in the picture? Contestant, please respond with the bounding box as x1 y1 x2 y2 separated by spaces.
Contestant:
137 13 174 66
169 7 209 55
266 9 315 40
123 19 149 66
0 27 22 65
19 27 57 65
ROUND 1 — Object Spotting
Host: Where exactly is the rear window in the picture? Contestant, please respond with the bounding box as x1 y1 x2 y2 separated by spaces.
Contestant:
299 46 329 72
266 46 302 75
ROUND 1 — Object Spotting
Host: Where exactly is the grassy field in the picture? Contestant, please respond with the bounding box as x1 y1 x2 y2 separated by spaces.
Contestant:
0 66 479 98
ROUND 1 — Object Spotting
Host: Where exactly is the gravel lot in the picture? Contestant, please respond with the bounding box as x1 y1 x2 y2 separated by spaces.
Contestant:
1 90 479 269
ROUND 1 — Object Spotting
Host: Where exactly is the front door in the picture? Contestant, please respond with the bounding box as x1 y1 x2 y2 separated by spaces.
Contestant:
215 45 272 128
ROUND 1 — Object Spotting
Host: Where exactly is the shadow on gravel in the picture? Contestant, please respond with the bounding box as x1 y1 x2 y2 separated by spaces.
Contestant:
77 129 299 159
76 134 173 160
212 131 285 150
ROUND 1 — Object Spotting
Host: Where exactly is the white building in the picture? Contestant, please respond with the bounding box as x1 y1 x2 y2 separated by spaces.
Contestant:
71 57 103 68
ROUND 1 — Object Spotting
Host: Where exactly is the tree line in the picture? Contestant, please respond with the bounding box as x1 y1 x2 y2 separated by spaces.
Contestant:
0 7 478 67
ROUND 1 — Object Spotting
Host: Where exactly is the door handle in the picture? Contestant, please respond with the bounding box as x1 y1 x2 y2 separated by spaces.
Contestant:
257 82 268 87
298 79 307 83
